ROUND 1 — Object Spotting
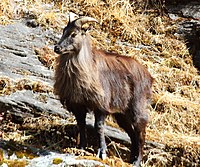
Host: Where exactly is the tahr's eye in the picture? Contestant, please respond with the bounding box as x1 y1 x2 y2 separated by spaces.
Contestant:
71 33 76 37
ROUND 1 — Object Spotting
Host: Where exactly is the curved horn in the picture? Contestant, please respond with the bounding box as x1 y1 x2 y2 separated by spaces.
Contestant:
75 16 98 28
68 12 79 23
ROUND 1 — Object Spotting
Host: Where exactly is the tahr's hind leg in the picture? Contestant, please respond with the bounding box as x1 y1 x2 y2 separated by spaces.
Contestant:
114 112 148 167
130 116 147 167
94 111 107 160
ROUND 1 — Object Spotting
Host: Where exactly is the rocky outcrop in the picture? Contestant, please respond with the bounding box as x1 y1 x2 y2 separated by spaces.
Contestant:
0 21 62 119
166 0 200 71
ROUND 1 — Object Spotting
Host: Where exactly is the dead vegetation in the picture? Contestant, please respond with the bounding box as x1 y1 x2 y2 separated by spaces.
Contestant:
0 0 199 166
0 77 53 95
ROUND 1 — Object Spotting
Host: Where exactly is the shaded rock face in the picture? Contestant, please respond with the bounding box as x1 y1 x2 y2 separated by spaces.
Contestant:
166 0 200 71
0 21 68 120
0 22 52 80
182 22 200 72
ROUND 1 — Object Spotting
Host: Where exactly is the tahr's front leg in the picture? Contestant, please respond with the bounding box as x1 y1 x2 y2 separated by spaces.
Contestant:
94 111 107 160
72 107 87 149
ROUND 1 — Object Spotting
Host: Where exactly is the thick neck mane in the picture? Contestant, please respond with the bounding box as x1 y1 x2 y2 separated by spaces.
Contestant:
54 35 104 107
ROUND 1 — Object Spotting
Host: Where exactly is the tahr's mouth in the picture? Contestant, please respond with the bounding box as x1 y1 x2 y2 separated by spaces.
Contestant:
54 45 74 55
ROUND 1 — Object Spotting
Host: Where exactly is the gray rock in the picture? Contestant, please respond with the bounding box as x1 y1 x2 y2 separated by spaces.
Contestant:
0 21 55 81
0 21 64 119
26 153 109 167
167 1 200 70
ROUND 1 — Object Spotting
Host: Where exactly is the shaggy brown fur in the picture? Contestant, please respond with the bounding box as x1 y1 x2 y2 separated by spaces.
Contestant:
54 14 153 166
54 35 153 113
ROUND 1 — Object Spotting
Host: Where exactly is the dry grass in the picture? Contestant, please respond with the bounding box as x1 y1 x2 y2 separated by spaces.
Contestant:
0 77 53 95
0 0 200 166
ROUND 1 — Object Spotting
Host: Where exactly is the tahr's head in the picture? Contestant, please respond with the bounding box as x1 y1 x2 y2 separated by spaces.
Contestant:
54 13 98 55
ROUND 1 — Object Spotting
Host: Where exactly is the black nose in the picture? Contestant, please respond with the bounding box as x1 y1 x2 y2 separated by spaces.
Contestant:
54 45 61 54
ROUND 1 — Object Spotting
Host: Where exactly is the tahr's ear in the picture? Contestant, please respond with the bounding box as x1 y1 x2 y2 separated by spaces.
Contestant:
81 24 95 34
81 27 88 35
68 12 79 23
81 27 88 32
